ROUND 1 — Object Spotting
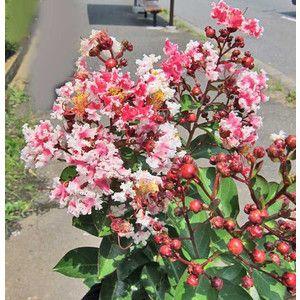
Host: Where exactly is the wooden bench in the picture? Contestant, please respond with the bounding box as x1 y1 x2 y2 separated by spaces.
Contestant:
143 0 162 27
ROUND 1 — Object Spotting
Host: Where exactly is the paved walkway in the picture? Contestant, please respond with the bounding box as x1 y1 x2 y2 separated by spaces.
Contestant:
6 1 295 299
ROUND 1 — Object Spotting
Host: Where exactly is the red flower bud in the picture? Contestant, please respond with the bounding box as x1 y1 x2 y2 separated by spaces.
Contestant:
189 263 204 276
276 241 290 255
180 163 198 179
241 275 254 289
186 274 199 287
189 199 203 213
191 86 202 96
205 26 216 38
211 216 225 229
282 272 296 288
227 238 244 255
144 140 155 153
270 252 281 265
224 219 236 231
170 239 182 251
211 277 224 291
248 209 262 224
289 252 296 261
252 248 266 264
187 113 197 123
232 49 240 57
105 58 117 69
159 245 172 257
253 146 265 158
247 225 263 239
285 135 296 150
242 56 254 69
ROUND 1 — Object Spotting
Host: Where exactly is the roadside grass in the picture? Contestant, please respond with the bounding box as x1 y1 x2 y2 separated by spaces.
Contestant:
5 0 38 58
5 86 40 231
286 90 296 104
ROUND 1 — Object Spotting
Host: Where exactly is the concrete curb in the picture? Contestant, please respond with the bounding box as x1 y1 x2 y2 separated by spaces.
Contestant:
160 11 296 91
5 38 31 87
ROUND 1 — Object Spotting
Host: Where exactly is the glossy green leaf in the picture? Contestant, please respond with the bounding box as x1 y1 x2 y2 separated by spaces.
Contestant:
210 229 231 252
72 204 111 237
253 269 286 300
53 247 98 278
192 168 239 218
159 257 186 287
194 221 212 258
141 262 170 299
218 279 253 300
217 176 239 218
250 175 269 201
189 134 227 160
60 165 77 182
181 94 200 112
117 250 149 280
99 272 131 300
83 276 100 288
98 237 128 280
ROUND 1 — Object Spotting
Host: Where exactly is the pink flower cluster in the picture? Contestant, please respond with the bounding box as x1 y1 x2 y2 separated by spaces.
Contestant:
21 1 269 245
211 1 263 38
21 121 64 168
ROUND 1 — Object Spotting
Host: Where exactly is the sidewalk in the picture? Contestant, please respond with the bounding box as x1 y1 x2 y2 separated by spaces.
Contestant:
6 1 296 299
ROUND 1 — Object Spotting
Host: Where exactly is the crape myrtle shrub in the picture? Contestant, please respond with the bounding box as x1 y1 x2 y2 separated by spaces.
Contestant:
21 1 296 299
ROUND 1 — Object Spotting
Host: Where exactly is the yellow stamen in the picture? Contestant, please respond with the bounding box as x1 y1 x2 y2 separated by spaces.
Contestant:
72 93 88 117
136 179 159 196
148 90 165 109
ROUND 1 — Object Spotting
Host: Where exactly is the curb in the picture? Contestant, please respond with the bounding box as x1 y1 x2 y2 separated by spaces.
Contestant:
5 37 31 88
160 11 296 92
5 3 40 88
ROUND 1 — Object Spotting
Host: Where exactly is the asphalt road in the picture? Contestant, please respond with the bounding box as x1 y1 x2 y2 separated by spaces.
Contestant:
160 0 296 82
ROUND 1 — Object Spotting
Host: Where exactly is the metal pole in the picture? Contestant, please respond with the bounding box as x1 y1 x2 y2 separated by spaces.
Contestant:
169 0 175 26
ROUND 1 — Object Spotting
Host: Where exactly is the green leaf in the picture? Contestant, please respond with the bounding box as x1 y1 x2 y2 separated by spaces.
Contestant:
191 168 239 218
174 269 218 300
250 175 269 201
53 247 98 278
209 264 246 285
98 236 128 280
167 203 210 259
264 182 279 203
210 229 231 252
117 250 149 280
253 269 286 300
141 262 170 300
72 205 111 237
159 257 186 287
217 176 239 218
193 167 215 203
189 134 227 160
99 270 148 300
60 165 77 182
218 279 253 300
83 276 100 288
194 221 212 258
181 94 200 112
99 272 131 300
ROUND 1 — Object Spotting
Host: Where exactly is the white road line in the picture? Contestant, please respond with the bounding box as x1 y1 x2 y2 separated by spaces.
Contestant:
281 15 296 22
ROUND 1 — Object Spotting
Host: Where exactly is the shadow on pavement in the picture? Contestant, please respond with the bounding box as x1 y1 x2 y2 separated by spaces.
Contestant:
279 11 296 19
87 4 168 27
